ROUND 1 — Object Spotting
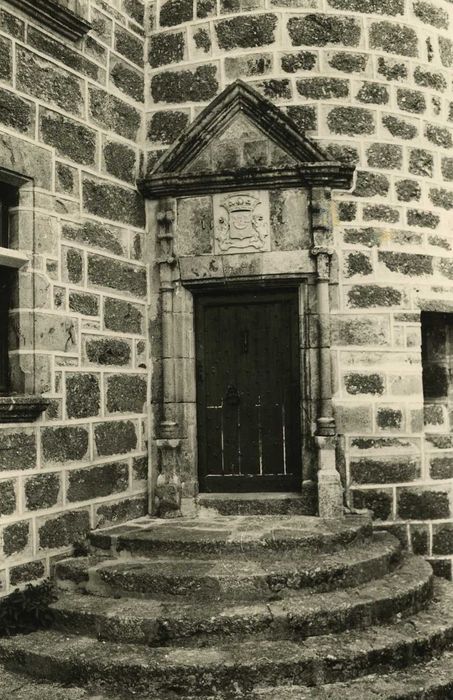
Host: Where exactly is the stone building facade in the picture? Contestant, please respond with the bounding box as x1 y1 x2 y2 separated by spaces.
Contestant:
1 0 453 596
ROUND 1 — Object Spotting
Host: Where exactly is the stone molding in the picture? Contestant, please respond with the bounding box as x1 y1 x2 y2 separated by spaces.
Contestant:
4 0 91 41
0 395 50 423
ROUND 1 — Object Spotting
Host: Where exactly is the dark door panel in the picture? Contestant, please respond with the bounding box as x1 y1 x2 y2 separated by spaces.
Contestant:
196 289 301 492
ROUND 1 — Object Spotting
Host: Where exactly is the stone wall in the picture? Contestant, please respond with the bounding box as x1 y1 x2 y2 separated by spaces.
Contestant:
0 0 147 595
145 0 453 575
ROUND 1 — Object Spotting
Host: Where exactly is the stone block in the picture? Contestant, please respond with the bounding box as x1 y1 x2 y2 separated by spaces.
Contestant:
83 176 145 228
288 14 361 47
25 472 61 511
89 86 141 140
67 461 129 503
327 0 404 12
0 479 16 516
327 106 375 135
270 189 311 251
103 139 137 184
215 14 277 49
149 32 185 67
41 426 89 464
38 510 90 549
0 8 24 38
296 77 349 99
366 143 402 169
407 209 439 229
350 456 420 484
94 496 147 528
328 52 367 73
413 0 449 28
148 110 190 145
0 132 52 189
433 523 453 554
344 373 384 395
425 124 453 149
63 247 83 285
104 297 144 334
56 162 78 196
378 252 432 276
431 456 453 480
88 254 147 296
335 404 373 433
397 487 451 520
0 429 36 472
347 285 403 308
94 421 138 456
428 558 452 579
160 0 193 26
351 489 392 520
396 179 421 202
110 59 144 103
439 36 453 67
414 66 447 92
151 65 218 103
410 524 429 555
332 316 390 346
281 51 316 74
0 35 12 82
132 455 148 481
344 251 372 277
2 521 30 557
9 560 46 586
382 115 417 140
377 407 403 430
397 88 426 113
369 21 418 57
69 292 99 317
0 86 35 135
85 338 132 366
356 82 388 104
115 26 143 66
175 196 213 255
66 373 101 419
27 25 102 81
123 0 145 25
17 47 84 115
106 374 147 413
39 108 96 166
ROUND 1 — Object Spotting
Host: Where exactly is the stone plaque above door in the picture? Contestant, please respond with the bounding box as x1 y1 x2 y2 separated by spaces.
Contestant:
213 191 270 254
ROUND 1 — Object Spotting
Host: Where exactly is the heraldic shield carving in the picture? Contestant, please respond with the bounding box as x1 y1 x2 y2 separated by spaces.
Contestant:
213 191 271 254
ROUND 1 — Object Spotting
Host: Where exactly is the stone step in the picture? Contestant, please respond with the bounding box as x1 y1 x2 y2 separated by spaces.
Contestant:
50 555 433 646
89 514 371 558
2 579 453 698
197 491 317 517
55 531 400 601
252 649 453 699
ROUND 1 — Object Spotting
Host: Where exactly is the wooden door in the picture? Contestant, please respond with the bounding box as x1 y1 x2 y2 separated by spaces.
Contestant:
196 290 301 492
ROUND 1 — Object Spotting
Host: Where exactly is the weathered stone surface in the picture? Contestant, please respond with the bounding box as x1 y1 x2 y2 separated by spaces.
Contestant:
148 110 189 145
351 489 392 520
439 36 453 67
83 176 145 228
149 32 185 68
3 521 29 557
351 457 420 485
396 179 421 202
344 369 383 394
429 188 453 210
110 60 144 103
0 86 34 134
363 204 398 223
414 0 449 28
27 26 101 81
17 47 83 115
0 131 52 189
0 8 24 38
353 172 389 197
0 35 12 82
160 0 193 26
398 488 450 519
25 473 61 511
88 254 147 296
369 21 418 57
41 426 89 464
348 285 402 308
286 105 317 131
89 87 141 140
377 408 403 430
38 510 90 549
433 523 453 555
94 421 138 456
357 82 388 104
132 456 148 481
327 107 374 135
425 124 453 149
379 252 432 276
281 51 316 74
40 109 97 165
69 292 99 317
0 479 15 516
430 456 453 480
0 430 36 472
327 0 404 12
67 462 129 503
103 298 144 335
407 209 440 229
288 14 361 47
103 140 137 183
332 316 390 345
95 497 147 528
106 375 147 413
115 26 143 66
409 148 434 177
414 66 447 92
382 115 417 140
366 143 402 170
66 374 101 419
397 88 426 114
151 65 218 103
63 221 126 256
296 77 348 99
215 15 277 49
9 560 45 586
86 338 131 366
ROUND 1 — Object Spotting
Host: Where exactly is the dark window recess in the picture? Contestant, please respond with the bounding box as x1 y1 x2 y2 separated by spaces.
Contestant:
421 311 453 401
0 184 18 394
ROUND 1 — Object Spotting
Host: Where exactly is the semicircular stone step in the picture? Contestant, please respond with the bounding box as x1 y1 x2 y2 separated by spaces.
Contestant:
55 531 401 601
89 514 372 558
2 579 453 699
50 555 433 646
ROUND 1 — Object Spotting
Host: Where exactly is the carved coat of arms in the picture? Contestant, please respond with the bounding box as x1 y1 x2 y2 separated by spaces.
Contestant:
213 192 270 254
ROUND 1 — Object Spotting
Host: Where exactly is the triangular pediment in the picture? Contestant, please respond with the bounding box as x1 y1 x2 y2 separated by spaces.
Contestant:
151 80 329 177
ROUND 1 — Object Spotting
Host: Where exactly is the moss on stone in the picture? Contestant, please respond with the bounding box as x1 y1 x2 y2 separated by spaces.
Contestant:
151 65 218 103
288 14 361 47
357 82 388 104
281 51 316 73
41 426 89 463
160 0 193 26
377 56 407 80
148 110 189 145
149 32 185 68
369 21 418 57
348 285 402 308
296 77 349 99
215 14 277 50
396 179 421 202
366 143 402 169
25 473 60 511
327 106 374 135
382 115 417 140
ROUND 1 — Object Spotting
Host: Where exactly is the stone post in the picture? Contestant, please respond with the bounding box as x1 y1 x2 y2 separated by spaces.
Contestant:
311 245 344 520
155 205 183 518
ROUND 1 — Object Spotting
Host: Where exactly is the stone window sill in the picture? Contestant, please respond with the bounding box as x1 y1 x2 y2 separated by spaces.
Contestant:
0 395 51 423
4 0 91 41
0 247 29 269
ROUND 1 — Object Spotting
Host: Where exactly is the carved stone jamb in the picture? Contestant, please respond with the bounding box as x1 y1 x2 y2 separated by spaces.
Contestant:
155 203 183 518
311 242 344 520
